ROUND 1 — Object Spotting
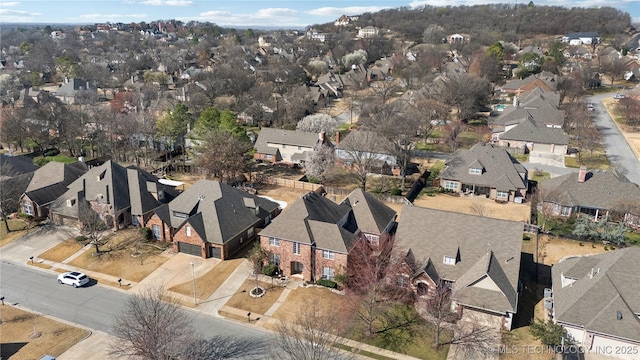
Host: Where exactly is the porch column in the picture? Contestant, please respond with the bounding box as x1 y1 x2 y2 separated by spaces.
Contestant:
594 209 599 221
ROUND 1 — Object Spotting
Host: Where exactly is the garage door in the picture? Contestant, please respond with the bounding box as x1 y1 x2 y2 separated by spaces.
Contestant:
177 242 201 257
209 246 221 259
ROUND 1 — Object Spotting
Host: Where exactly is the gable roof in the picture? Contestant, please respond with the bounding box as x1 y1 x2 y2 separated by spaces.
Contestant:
552 248 640 342
23 161 88 206
156 180 279 245
440 143 527 191
254 128 322 155
490 102 564 128
539 170 640 210
56 78 95 98
259 189 395 253
395 205 523 314
0 155 38 179
499 115 569 145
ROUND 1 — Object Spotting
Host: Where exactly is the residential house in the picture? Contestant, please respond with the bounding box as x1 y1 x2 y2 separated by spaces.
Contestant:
0 155 37 218
306 28 327 42
335 130 399 176
439 143 528 202
19 161 88 220
497 72 558 96
561 32 600 46
334 15 357 26
551 248 640 359
55 78 97 104
446 33 470 44
539 166 640 228
493 115 569 162
253 128 334 166
259 189 397 282
146 180 280 259
357 26 379 38
49 160 177 229
395 205 523 330
315 72 344 98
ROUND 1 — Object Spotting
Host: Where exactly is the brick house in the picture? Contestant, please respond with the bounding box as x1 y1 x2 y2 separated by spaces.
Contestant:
146 180 280 259
253 128 333 166
259 188 397 282
395 204 523 330
19 161 88 220
49 160 176 229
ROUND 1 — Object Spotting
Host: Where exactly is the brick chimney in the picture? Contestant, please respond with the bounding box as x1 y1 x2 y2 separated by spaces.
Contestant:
335 131 340 144
578 165 587 183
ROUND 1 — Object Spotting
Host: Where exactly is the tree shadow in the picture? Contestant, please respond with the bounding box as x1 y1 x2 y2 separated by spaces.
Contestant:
0 342 28 359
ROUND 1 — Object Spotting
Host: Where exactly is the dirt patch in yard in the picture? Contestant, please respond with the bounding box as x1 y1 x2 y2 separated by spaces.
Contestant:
412 193 531 222
0 306 89 359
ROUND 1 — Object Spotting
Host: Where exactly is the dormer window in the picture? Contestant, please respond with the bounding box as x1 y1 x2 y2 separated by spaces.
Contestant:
172 211 189 219
443 256 456 265
66 199 76 207
469 168 482 175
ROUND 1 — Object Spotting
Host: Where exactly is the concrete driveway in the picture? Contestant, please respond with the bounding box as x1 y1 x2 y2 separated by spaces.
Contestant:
1 224 78 264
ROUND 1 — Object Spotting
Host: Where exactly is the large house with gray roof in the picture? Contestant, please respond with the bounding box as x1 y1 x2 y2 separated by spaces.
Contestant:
259 188 397 282
19 161 88 220
253 128 333 166
49 160 176 229
551 248 640 359
146 180 280 259
539 166 640 229
395 205 523 330
439 143 528 202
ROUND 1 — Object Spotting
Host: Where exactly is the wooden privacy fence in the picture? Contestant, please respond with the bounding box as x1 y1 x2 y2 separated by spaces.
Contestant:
264 177 323 192
523 223 540 234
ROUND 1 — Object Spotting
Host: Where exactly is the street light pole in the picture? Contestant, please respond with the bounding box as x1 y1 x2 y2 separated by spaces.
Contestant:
190 261 197 305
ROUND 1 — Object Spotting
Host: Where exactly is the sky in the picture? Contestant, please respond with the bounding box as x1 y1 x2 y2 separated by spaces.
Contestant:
1 0 639 28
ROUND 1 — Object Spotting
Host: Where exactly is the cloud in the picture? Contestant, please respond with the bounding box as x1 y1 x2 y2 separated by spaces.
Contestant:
0 8 41 22
2 2 20 6
77 13 148 21
140 0 192 5
186 7 302 27
306 6 392 17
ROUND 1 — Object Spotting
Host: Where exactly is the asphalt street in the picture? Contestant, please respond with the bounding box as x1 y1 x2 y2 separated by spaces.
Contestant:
0 260 271 358
588 93 640 184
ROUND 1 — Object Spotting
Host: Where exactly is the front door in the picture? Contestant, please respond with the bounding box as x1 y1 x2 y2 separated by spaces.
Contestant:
291 261 303 275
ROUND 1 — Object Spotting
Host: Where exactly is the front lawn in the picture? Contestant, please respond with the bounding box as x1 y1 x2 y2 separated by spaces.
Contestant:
38 239 85 263
168 258 243 300
0 219 28 245
564 153 610 169
66 229 171 282
223 279 285 316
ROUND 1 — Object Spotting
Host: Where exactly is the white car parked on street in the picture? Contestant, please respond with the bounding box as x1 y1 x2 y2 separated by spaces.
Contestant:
57 271 90 288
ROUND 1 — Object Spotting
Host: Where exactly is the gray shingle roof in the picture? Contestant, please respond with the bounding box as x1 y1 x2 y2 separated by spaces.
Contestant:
489 103 564 128
23 161 88 206
552 248 640 342
259 189 396 253
440 143 527 191
540 170 640 209
253 128 322 155
499 116 569 145
0 155 38 179
157 180 279 245
395 205 523 314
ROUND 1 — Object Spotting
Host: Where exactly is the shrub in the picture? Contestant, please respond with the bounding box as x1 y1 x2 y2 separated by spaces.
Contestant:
261 264 278 276
604 246 609 251
17 213 33 220
316 279 338 289
139 227 152 240
579 242 584 246
523 234 531 241
390 188 402 196
75 235 88 242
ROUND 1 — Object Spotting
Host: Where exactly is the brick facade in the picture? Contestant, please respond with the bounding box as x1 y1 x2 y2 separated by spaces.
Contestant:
171 221 211 258
314 248 348 282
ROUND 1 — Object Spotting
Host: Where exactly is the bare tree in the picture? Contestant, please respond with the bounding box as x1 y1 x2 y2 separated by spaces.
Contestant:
336 130 389 191
418 280 457 347
617 97 640 131
110 286 194 360
79 205 108 254
271 297 354 360
468 200 490 217
195 128 252 183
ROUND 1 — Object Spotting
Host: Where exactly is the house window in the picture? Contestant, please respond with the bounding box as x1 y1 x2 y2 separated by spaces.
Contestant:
396 274 409 288
469 168 482 175
172 211 189 219
443 280 454 289
152 224 161 239
186 225 191 236
496 191 508 200
247 227 254 238
322 267 335 280
293 242 300 255
131 215 139 226
264 214 272 225
322 250 335 260
282 144 287 149
269 237 280 246
66 199 76 207
265 155 272 160
297 146 302 150
23 202 33 216
269 253 281 267
561 206 571 216
365 233 379 246
444 181 457 191
443 256 456 265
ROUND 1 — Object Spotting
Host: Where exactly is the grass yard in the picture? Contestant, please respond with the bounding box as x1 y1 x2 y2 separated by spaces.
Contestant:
529 170 550 183
0 306 89 359
270 286 345 322
33 155 78 165
412 193 531 222
0 219 28 245
564 153 610 169
223 279 285 316
66 229 171 282
169 258 243 300
37 239 85 263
